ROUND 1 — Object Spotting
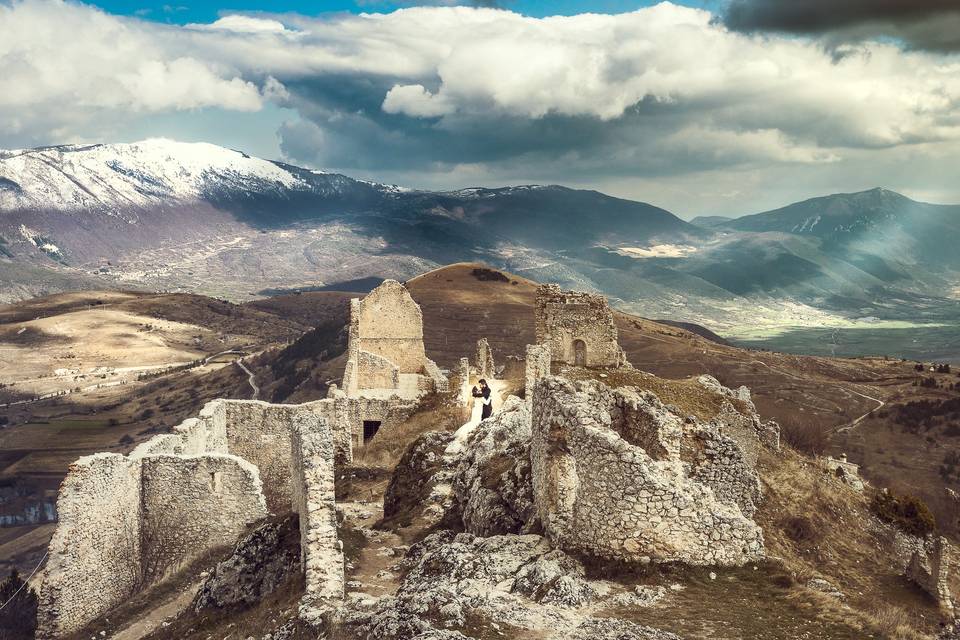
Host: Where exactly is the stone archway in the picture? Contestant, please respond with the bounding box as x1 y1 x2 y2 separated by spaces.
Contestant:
573 339 587 366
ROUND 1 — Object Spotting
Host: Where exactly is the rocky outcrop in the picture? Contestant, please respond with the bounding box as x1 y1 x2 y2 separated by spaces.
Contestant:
347 531 669 640
383 431 456 528
906 535 955 615
194 516 301 611
451 396 537 536
562 619 682 640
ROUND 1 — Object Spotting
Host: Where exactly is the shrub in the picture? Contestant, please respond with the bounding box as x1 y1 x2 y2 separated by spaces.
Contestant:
778 414 831 456
470 267 509 283
870 490 936 537
0 569 38 640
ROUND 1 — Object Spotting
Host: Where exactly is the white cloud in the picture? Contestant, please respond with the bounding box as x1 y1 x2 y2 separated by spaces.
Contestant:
1 0 960 211
382 84 452 117
0 0 263 139
192 15 287 33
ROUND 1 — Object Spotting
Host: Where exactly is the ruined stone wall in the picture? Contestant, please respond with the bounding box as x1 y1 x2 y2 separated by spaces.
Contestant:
524 343 551 408
37 454 142 639
39 395 350 637
344 279 447 396
215 400 329 513
683 424 762 518
355 279 427 375
422 358 449 393
476 338 495 379
357 350 400 390
696 376 781 460
906 536 955 614
822 455 865 492
343 396 418 448
459 357 471 406
38 451 267 639
530 376 764 567
290 417 344 624
305 396 354 465
534 284 627 368
139 454 267 582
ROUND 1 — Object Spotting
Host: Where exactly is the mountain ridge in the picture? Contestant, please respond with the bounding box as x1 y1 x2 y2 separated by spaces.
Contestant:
1 139 958 363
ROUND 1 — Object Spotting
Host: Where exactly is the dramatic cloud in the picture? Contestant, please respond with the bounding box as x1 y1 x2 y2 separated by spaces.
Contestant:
1 0 960 214
723 0 960 51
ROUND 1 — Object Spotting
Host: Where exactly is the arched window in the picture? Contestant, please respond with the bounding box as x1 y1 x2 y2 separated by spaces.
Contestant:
573 339 587 366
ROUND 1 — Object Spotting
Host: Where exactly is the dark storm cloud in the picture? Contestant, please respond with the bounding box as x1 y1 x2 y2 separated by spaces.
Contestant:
723 0 960 51
277 80 834 183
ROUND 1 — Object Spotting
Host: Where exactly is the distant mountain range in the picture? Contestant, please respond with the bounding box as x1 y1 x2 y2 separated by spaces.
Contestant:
2 139 958 360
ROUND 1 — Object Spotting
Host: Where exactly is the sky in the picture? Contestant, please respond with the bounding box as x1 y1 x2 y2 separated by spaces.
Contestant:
2 0 960 218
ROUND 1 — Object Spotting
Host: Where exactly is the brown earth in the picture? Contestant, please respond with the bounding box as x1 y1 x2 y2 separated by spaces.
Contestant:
1 261 957 599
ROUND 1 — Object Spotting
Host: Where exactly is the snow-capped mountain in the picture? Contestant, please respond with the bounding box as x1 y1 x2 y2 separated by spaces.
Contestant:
1 138 957 364
0 139 396 219
0 139 700 301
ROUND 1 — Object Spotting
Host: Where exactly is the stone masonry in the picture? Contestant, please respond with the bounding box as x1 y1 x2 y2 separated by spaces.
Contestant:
38 397 347 638
524 343 551 409
343 279 447 398
476 338 495 380
290 415 344 624
37 451 266 639
906 535 956 614
535 284 627 368
339 280 448 455
530 375 765 566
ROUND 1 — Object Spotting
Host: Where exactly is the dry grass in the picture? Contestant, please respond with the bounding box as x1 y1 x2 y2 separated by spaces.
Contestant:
756 447 943 638
864 606 929 640
355 388 467 469
779 413 834 456
557 365 749 421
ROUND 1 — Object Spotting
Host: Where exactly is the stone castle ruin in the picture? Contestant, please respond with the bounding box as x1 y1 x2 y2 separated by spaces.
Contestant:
535 284 627 368
343 279 447 400
340 279 447 446
529 376 766 566
38 398 342 638
38 280 450 637
37 275 789 637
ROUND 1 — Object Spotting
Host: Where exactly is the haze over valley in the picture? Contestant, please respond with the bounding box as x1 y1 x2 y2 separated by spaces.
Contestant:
2 139 958 362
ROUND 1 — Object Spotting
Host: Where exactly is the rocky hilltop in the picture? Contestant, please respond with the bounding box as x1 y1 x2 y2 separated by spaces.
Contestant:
17 271 960 640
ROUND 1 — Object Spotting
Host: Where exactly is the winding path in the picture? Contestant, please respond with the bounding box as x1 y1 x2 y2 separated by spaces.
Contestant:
235 358 259 401
835 389 885 433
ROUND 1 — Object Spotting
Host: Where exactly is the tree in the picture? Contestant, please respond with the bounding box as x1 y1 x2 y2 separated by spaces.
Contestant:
0 569 38 640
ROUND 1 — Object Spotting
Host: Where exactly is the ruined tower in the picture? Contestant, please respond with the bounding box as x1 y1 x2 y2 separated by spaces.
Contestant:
534 284 627 368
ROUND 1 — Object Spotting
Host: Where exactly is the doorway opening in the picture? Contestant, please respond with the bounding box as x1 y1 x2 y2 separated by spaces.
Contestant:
573 339 587 366
363 420 382 442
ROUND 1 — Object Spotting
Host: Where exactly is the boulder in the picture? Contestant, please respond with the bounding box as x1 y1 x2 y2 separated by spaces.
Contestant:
451 396 537 536
383 431 456 527
348 531 637 639
193 515 300 611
